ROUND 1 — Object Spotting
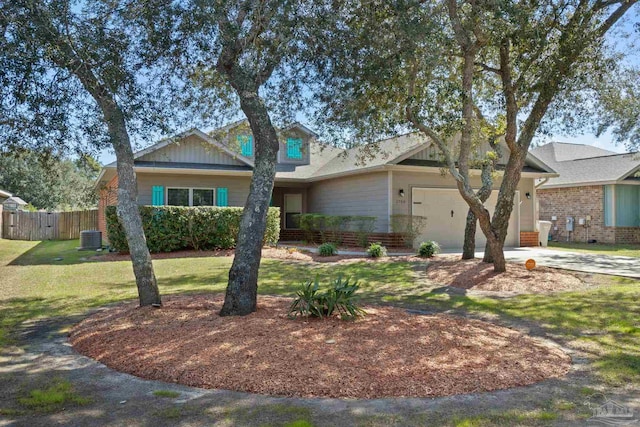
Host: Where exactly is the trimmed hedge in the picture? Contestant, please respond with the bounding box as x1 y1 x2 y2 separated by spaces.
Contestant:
106 206 280 253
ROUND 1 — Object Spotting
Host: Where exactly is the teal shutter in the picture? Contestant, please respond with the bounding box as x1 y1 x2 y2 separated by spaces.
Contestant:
216 187 228 207
239 135 253 157
152 186 164 206
615 185 640 227
286 138 303 159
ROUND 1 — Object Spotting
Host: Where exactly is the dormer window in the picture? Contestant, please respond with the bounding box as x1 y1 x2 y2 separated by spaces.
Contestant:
238 135 253 157
286 138 303 159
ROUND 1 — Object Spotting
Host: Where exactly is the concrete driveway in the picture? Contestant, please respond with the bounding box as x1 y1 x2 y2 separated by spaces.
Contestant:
285 243 640 279
486 247 640 279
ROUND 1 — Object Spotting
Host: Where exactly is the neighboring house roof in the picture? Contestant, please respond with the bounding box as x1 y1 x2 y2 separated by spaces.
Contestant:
0 189 11 198
3 196 27 206
531 142 640 188
97 123 557 186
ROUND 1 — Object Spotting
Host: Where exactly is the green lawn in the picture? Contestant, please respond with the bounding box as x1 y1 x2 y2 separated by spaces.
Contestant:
548 241 640 257
0 239 415 347
1 238 639 425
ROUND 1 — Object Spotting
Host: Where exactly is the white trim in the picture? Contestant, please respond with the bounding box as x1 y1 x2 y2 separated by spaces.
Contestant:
540 180 640 189
525 152 557 175
618 163 640 181
134 167 253 177
612 185 617 227
282 122 320 138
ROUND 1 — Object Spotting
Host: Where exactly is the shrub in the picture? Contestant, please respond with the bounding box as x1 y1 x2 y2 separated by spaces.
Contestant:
106 206 280 253
318 242 337 256
418 240 441 258
366 242 387 258
297 213 323 243
352 216 377 247
323 215 352 245
288 276 366 319
296 214 353 244
390 214 428 248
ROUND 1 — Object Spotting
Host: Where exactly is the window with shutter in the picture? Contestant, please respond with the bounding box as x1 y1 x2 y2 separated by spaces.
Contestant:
216 188 228 206
286 138 303 159
238 135 253 157
152 186 164 206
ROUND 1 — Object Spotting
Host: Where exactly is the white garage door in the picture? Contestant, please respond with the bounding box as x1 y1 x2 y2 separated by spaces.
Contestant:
411 188 520 249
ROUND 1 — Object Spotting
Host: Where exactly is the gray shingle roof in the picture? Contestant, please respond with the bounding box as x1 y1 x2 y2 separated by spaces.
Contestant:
98 126 556 187
531 142 640 187
3 196 27 205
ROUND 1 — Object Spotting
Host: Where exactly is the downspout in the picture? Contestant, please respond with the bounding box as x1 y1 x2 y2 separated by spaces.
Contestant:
535 178 549 188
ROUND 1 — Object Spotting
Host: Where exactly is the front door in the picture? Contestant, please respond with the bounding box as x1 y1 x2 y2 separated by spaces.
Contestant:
284 194 302 229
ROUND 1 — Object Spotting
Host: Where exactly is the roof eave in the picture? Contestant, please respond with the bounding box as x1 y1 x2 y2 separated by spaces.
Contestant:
525 151 557 174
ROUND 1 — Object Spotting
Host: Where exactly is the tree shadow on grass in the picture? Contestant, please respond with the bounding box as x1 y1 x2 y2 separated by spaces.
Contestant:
7 240 107 267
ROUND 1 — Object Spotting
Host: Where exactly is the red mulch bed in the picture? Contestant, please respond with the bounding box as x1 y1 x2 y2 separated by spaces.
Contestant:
70 295 571 399
425 255 584 292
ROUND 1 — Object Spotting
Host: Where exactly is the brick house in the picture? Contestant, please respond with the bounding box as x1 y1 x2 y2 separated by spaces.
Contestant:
96 121 556 249
531 142 640 244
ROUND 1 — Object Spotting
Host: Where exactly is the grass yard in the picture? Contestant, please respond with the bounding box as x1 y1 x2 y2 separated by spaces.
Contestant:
0 239 415 347
548 241 640 257
1 238 639 426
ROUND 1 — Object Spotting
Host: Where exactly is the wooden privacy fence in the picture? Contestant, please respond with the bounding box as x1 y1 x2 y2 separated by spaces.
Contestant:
1 209 98 241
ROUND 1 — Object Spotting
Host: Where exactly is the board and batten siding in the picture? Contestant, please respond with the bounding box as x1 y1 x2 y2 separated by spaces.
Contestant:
307 172 389 232
136 173 251 207
391 171 536 232
139 135 246 166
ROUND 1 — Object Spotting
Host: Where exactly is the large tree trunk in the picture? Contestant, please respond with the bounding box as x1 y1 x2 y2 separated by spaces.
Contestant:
220 92 279 316
462 176 493 260
461 210 478 260
104 103 162 307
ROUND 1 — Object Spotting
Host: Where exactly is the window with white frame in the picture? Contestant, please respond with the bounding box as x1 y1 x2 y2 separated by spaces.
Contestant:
167 188 215 206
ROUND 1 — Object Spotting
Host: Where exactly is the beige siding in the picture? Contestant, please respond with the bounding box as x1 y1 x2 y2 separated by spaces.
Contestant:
391 171 536 232
519 178 535 232
136 173 251 207
408 139 510 165
139 135 246 166
277 128 311 166
307 172 389 232
408 145 442 161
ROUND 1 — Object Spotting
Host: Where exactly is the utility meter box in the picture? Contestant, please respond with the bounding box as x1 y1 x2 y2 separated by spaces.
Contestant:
578 218 585 226
566 216 574 232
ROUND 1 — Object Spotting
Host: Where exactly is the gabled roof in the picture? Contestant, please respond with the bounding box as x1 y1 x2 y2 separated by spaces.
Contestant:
531 142 639 188
533 141 617 163
97 124 556 186
133 128 255 167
